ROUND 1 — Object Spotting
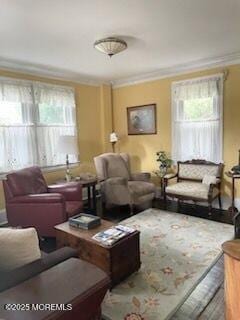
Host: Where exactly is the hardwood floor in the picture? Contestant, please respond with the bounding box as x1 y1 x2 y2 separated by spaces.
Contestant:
154 198 233 225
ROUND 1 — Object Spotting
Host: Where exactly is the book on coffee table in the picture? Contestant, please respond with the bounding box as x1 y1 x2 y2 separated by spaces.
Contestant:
92 225 135 246
69 213 101 229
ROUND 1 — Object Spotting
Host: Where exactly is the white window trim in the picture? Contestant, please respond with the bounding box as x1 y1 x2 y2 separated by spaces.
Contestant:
171 73 224 163
0 161 80 180
0 76 74 90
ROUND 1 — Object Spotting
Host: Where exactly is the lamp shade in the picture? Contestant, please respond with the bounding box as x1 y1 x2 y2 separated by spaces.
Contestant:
110 132 118 143
94 37 127 57
57 135 78 155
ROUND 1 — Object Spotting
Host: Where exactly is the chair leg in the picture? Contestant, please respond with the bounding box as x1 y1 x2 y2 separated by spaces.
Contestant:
218 194 222 211
208 202 212 215
177 199 180 212
129 204 134 216
163 191 166 203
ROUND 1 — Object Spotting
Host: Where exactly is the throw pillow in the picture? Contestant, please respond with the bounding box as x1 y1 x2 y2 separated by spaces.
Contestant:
0 227 41 272
202 175 217 186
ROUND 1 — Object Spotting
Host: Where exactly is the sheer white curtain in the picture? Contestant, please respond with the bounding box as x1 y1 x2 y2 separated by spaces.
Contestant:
0 79 77 173
0 80 37 172
172 75 223 163
34 83 77 167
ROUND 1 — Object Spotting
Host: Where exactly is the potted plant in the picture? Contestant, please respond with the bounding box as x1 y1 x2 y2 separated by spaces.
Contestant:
155 151 173 177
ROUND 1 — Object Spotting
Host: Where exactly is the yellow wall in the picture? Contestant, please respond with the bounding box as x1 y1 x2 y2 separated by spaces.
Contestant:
100 84 114 153
112 64 240 196
0 69 104 209
0 64 239 209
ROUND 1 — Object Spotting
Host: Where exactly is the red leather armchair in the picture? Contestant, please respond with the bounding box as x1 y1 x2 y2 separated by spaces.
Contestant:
3 166 83 237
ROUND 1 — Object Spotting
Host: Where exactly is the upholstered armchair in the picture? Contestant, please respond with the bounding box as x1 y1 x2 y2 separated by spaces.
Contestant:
3 166 83 237
94 153 156 212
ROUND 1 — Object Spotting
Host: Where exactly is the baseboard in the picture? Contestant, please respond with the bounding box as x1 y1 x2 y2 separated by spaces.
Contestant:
200 196 239 211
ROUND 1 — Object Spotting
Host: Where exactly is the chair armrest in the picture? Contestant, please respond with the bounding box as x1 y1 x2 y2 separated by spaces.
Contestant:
131 172 151 182
0 247 78 292
106 177 128 186
164 173 177 180
9 193 64 204
48 182 82 201
208 182 221 199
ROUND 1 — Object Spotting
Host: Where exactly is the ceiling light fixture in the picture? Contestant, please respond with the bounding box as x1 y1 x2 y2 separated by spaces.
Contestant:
94 37 127 57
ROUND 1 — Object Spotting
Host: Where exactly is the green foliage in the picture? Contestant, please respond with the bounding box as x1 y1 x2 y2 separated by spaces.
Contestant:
184 98 213 120
154 151 173 178
39 103 64 124
156 151 173 168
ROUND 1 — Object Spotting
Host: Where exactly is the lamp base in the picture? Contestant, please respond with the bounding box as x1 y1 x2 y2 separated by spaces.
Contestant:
65 154 72 182
65 172 72 182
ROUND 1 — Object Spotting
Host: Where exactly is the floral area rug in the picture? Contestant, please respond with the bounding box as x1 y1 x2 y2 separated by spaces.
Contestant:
102 209 233 320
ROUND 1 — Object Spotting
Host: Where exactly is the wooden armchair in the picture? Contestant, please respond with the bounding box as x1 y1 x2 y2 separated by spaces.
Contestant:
163 160 224 214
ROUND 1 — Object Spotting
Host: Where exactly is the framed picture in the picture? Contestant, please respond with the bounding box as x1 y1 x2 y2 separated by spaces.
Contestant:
127 104 157 135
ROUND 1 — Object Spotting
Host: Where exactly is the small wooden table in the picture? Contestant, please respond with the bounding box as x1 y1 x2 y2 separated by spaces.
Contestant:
78 178 98 214
55 220 141 287
222 240 240 320
56 178 98 215
225 172 240 214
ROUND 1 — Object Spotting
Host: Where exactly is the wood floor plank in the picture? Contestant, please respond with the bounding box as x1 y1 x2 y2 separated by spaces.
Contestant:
171 256 224 320
198 285 225 320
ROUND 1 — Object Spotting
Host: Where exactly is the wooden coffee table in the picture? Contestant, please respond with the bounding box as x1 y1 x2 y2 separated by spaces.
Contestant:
55 220 141 287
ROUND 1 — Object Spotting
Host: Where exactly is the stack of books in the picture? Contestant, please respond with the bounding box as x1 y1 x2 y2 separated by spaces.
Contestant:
92 225 135 246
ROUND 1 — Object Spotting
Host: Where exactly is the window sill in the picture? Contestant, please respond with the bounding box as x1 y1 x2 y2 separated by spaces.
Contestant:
41 162 80 173
0 162 80 180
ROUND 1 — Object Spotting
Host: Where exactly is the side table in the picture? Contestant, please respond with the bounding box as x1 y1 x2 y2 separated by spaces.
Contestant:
56 178 99 215
222 240 240 320
78 178 98 215
225 172 240 214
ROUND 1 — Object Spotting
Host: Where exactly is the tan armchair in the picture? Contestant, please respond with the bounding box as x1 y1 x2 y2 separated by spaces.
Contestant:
94 153 156 212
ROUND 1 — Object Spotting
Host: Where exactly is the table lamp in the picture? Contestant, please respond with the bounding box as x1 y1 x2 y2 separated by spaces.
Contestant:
110 132 118 152
57 135 79 181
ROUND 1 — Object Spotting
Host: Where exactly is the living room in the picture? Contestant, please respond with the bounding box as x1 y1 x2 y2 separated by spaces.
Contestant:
0 1 239 320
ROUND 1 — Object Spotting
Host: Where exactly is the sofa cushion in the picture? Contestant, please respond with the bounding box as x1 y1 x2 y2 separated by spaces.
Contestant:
0 227 41 272
6 166 48 196
166 181 219 200
106 155 130 180
128 181 155 197
178 164 219 180
202 175 217 185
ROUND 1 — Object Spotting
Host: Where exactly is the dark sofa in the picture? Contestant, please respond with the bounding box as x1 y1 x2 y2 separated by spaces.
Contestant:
0 247 78 292
0 247 110 320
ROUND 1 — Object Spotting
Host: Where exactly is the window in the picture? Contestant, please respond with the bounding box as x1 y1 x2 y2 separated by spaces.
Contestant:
0 79 77 173
171 75 223 162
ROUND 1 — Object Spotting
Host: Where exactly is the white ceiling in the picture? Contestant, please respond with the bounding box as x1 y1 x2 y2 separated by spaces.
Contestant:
0 0 239 85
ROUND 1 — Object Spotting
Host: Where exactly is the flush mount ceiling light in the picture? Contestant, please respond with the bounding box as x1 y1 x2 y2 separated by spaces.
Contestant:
94 37 127 57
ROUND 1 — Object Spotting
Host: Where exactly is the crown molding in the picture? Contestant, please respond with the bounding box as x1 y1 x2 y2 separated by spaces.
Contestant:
111 52 240 88
0 56 106 87
0 52 239 88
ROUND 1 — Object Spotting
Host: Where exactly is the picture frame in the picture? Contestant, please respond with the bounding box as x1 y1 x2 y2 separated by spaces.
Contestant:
127 104 157 135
